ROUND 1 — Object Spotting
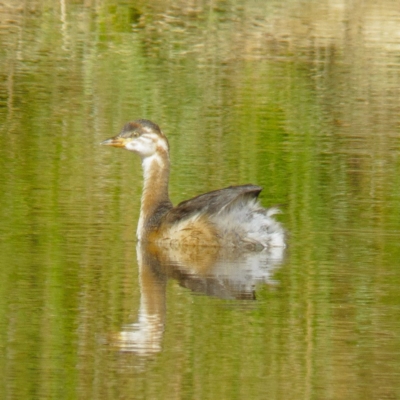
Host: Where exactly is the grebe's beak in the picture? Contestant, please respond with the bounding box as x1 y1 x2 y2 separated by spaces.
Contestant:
100 136 129 148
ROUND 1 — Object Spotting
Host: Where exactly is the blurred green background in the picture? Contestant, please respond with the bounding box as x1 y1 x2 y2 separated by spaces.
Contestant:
1 1 400 399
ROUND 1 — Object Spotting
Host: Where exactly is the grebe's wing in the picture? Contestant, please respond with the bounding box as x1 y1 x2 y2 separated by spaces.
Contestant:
165 184 262 224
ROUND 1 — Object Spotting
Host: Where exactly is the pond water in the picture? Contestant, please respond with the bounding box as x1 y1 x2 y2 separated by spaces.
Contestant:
1 1 400 399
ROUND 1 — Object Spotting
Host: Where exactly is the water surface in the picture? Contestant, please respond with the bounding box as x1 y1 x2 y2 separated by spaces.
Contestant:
1 1 400 399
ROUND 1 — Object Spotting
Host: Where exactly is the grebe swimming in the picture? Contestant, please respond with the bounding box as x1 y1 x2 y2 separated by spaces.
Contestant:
101 119 285 249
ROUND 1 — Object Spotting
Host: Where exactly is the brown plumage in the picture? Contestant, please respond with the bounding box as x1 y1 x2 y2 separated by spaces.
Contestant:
101 119 285 249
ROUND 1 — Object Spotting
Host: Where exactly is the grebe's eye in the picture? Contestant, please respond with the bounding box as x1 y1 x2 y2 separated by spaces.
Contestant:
132 131 140 138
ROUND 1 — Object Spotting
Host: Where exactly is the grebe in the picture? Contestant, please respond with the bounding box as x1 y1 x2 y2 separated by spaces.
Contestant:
101 119 285 249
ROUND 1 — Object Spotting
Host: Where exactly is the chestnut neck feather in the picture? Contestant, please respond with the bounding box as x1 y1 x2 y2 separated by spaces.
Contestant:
138 147 172 239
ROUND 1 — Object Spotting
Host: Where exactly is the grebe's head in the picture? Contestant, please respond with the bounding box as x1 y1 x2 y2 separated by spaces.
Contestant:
101 119 169 158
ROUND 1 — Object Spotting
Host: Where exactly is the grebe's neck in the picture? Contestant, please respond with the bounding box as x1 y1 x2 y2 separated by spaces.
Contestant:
138 148 172 240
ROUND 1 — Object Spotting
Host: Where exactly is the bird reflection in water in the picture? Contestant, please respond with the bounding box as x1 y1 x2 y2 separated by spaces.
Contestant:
108 242 285 356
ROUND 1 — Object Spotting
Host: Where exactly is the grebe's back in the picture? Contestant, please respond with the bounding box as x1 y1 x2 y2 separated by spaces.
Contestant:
101 119 285 249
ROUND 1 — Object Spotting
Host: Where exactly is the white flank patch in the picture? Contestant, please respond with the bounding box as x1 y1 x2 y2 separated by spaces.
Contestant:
210 200 286 248
155 200 286 249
